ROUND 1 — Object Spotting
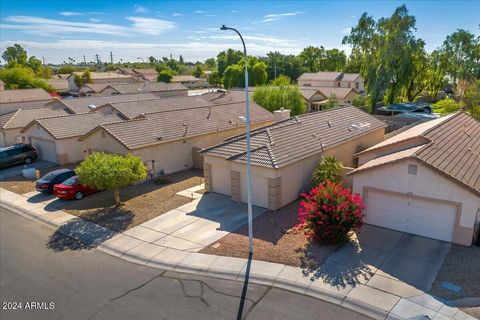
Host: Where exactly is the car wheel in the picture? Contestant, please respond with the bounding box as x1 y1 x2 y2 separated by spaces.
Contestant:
74 191 84 200
24 157 32 164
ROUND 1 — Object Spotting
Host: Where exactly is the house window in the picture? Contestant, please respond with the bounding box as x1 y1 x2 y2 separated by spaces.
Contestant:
356 82 359 90
337 82 341 87
408 164 417 175
348 82 351 88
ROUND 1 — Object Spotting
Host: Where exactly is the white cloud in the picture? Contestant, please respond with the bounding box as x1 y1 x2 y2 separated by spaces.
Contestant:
59 11 84 16
252 18 278 24
264 11 303 18
134 5 148 13
172 13 184 16
3 15 175 36
126 17 176 35
90 18 101 22
208 34 299 47
193 10 208 14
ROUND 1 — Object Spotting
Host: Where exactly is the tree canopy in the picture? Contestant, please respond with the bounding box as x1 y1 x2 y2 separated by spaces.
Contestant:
252 85 306 116
0 67 53 91
76 153 147 204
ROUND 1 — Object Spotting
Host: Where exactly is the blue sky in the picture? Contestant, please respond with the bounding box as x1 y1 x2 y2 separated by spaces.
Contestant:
1 0 479 64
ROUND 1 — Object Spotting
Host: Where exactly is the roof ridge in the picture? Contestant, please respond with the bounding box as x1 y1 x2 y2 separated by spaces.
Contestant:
421 111 463 137
1 109 20 129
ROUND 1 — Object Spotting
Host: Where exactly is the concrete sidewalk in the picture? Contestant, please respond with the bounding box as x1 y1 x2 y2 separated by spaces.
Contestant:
0 187 475 320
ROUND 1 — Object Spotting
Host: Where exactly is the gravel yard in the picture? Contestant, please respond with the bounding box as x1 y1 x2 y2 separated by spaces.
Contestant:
200 200 337 268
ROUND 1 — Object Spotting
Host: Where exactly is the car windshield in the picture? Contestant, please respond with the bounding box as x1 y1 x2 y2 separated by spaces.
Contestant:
61 177 78 186
41 172 59 181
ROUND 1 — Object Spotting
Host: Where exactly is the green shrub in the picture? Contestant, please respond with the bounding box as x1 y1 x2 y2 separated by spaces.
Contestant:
432 98 464 115
312 156 344 186
252 85 306 116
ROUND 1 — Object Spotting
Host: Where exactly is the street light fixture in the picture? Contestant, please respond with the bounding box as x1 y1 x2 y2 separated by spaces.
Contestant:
220 24 254 254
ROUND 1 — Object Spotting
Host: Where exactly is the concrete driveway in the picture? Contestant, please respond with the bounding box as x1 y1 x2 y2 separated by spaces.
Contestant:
126 192 267 252
320 224 451 293
0 160 55 181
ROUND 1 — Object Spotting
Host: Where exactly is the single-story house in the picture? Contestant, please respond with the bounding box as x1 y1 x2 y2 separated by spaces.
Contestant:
98 82 188 97
46 79 69 93
45 92 160 114
78 83 111 96
299 87 328 111
171 75 209 88
298 72 364 92
78 102 276 176
0 88 54 115
349 112 480 245
118 68 158 81
93 93 230 119
201 106 386 210
67 72 135 91
20 112 122 164
0 107 69 147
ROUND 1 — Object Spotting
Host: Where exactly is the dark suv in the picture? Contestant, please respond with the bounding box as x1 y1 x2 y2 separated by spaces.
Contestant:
0 144 38 169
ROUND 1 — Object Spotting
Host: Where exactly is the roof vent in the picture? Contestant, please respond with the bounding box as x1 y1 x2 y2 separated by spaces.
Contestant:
327 120 331 128
157 136 162 141
312 132 318 138
88 104 96 110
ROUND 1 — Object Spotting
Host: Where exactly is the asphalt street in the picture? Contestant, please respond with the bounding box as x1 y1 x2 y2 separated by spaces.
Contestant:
0 207 371 320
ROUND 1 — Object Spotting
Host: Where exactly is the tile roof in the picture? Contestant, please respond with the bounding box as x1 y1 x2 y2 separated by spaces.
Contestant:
0 107 69 129
69 72 133 80
299 87 327 101
101 82 187 94
0 88 52 103
341 73 361 82
314 87 357 99
80 102 275 149
46 79 69 91
79 83 111 93
297 72 343 82
172 75 202 82
99 93 233 119
201 106 387 169
351 112 480 195
21 112 122 139
53 93 160 114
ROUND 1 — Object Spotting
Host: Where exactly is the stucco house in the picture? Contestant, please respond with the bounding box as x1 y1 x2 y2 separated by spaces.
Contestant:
0 107 69 147
20 112 122 164
171 75 208 88
0 88 53 115
349 112 480 246
98 82 188 97
118 68 158 82
67 72 135 92
78 102 276 177
297 72 364 92
201 106 386 210
78 83 111 96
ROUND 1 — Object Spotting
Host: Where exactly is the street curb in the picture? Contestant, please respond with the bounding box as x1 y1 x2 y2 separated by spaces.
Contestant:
1 194 473 320
448 297 480 308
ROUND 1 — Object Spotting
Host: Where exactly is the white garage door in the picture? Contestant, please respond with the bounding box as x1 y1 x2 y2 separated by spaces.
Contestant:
211 166 231 196
31 138 57 163
365 190 456 242
240 174 268 208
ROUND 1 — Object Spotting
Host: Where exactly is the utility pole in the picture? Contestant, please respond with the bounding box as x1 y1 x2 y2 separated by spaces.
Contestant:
42 56 46 65
83 55 87 68
110 51 114 64
95 54 100 64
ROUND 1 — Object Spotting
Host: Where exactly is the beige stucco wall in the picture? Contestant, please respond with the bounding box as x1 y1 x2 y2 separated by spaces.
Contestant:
79 129 129 155
0 128 25 147
351 159 480 245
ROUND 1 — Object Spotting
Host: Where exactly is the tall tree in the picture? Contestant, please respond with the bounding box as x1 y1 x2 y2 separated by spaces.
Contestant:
2 44 27 66
442 29 479 84
298 46 325 72
217 49 243 75
323 49 347 71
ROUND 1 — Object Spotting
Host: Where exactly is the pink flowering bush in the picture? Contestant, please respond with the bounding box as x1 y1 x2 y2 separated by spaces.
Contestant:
298 181 365 244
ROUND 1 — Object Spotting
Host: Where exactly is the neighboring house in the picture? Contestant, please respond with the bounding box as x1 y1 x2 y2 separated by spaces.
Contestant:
201 106 386 210
312 87 359 108
20 112 122 164
349 112 480 246
171 75 208 88
0 80 4 91
298 72 364 92
98 82 188 97
118 68 158 81
78 102 276 176
0 107 69 147
78 83 111 96
45 92 160 114
94 93 234 119
46 79 69 92
0 88 53 115
66 72 135 91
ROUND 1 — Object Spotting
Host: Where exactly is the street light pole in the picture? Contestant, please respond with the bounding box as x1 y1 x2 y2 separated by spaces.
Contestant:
220 25 253 254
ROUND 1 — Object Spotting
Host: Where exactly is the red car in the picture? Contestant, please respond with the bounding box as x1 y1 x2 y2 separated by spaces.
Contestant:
53 176 97 200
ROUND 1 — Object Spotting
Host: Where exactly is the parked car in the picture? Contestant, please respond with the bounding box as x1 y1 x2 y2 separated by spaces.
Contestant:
0 144 38 169
53 176 97 200
35 169 75 193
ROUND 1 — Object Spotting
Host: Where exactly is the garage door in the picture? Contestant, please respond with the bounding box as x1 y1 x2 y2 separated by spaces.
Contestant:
211 166 231 196
240 174 268 208
365 190 456 242
30 138 57 163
